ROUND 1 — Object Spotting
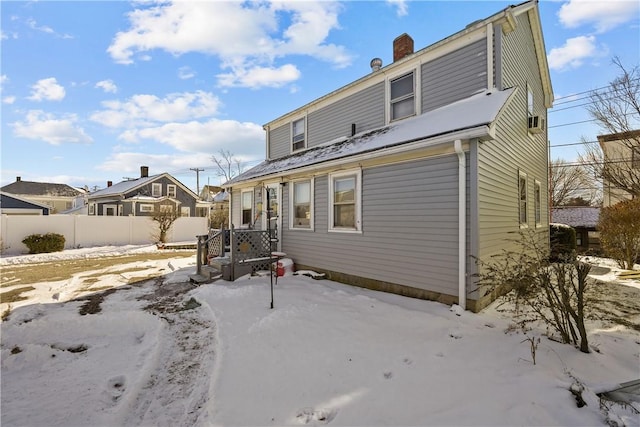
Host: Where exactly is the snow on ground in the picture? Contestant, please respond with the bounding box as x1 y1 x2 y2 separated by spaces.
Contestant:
1 245 639 427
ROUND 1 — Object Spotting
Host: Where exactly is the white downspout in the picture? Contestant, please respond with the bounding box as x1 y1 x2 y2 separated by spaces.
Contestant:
454 139 466 310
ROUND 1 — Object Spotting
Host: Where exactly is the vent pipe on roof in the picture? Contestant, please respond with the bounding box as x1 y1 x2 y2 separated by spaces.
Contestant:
393 33 414 62
16 176 21 182
141 166 149 178
370 57 382 72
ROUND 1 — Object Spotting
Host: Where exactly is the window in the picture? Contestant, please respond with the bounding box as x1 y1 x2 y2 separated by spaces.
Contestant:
140 204 154 212
632 146 640 169
390 72 415 121
329 170 361 232
519 171 527 227
88 204 95 215
181 207 190 217
152 183 162 197
292 118 305 151
290 179 313 229
534 179 541 226
160 204 173 213
241 190 253 226
104 205 117 216
527 85 534 117
167 184 177 198
576 232 582 246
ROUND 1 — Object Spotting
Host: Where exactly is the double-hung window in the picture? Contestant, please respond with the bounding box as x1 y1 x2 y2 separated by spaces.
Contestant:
167 184 176 198
329 170 361 232
152 183 162 197
241 190 253 227
390 72 415 121
518 171 528 227
292 118 305 151
290 179 313 229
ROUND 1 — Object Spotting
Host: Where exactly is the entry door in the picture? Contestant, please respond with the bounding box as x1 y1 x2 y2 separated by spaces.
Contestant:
263 184 281 251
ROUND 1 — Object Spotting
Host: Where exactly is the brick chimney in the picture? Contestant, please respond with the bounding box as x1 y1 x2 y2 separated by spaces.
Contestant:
16 176 21 182
393 33 414 62
140 166 149 178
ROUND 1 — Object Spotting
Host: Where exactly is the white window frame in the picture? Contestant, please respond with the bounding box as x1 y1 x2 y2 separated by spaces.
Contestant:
160 204 174 213
518 170 528 228
389 70 416 122
181 207 190 217
241 190 253 227
103 205 117 216
118 205 123 216
289 178 314 231
140 204 154 213
88 203 95 215
152 183 162 197
328 169 362 233
292 117 306 152
167 184 177 198
534 179 541 227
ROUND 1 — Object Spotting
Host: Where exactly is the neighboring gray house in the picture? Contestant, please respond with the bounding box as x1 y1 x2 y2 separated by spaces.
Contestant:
551 207 601 254
1 177 85 214
0 192 51 215
225 0 553 312
88 166 199 217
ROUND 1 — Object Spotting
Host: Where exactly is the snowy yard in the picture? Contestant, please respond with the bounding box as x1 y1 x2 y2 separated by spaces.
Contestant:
1 245 639 427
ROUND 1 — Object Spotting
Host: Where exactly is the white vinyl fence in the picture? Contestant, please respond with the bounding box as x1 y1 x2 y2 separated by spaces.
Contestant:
0 215 208 255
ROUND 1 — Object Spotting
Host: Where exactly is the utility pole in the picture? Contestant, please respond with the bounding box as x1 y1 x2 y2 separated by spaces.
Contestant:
190 167 204 195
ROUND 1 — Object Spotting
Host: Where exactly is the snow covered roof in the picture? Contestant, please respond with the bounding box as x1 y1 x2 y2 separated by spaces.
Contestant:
90 175 160 197
228 88 514 185
551 207 600 228
1 179 83 197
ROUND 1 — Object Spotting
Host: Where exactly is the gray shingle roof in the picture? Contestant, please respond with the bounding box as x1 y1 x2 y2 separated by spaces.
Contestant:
0 180 83 197
551 207 600 228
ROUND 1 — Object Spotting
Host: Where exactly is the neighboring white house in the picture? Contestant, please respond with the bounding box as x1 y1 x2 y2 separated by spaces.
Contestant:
597 129 640 207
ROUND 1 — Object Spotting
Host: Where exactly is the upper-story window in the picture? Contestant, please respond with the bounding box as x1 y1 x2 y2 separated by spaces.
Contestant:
390 72 415 121
292 118 305 151
152 183 162 197
527 85 534 118
167 184 176 198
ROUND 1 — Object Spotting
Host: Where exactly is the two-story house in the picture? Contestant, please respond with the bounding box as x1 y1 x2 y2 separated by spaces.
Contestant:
88 166 199 217
597 129 640 206
1 177 86 214
225 0 553 312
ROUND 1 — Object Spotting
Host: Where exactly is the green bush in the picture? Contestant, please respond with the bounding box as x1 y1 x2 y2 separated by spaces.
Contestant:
550 223 576 262
22 233 65 254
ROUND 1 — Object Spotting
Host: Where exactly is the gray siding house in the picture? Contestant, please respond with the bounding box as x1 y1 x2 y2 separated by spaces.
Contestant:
88 166 199 217
225 0 553 312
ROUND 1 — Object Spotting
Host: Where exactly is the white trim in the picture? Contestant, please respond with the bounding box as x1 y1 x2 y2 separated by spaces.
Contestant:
289 177 314 231
486 23 493 89
454 139 466 310
328 169 362 233
387 68 419 124
167 184 177 198
291 116 306 152
140 204 154 212
103 204 117 216
534 179 542 228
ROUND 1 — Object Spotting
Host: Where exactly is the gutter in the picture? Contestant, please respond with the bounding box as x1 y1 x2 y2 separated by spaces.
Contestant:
454 139 466 310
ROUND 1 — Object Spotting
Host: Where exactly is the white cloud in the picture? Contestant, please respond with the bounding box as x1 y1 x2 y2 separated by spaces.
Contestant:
217 64 301 89
97 152 204 175
558 0 640 33
547 35 602 71
386 0 409 17
11 110 93 145
95 79 117 93
27 77 66 101
3 96 16 105
178 66 195 80
26 17 73 39
107 1 351 88
90 90 221 128
118 119 264 154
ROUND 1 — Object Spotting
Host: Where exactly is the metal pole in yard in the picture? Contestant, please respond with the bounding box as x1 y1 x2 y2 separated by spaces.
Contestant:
267 187 274 309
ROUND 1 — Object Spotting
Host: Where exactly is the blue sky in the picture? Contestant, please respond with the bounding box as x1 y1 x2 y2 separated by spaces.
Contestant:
1 0 639 193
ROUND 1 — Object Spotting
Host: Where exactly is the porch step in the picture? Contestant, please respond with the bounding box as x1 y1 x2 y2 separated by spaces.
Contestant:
189 265 223 284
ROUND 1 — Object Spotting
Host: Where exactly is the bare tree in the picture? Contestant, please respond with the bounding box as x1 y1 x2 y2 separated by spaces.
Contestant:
211 149 243 183
549 158 599 207
580 57 640 198
152 203 179 244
